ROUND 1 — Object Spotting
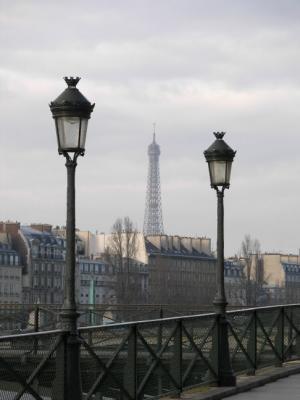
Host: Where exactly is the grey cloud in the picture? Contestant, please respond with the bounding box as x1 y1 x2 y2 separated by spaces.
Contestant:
2 0 300 255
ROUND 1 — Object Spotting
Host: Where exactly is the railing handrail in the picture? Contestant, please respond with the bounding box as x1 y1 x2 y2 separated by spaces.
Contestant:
79 311 217 332
227 303 300 314
0 328 66 341
78 303 300 332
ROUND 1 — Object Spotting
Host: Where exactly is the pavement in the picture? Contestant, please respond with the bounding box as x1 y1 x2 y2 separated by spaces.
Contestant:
179 361 300 400
225 374 300 399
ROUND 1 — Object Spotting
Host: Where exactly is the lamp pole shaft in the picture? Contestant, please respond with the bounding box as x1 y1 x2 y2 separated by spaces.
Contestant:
60 157 82 400
214 190 226 314
62 159 78 331
213 189 236 386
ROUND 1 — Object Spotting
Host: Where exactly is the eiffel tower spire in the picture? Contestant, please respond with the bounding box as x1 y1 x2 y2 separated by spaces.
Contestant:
143 127 164 235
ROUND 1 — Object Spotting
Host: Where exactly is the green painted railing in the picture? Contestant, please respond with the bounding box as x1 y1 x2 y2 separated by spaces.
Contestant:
0 304 299 399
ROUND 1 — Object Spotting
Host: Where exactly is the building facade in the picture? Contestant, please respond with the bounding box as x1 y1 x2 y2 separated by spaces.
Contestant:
146 235 216 305
16 224 65 304
224 259 246 306
0 232 22 304
76 230 217 306
77 258 116 305
260 253 300 304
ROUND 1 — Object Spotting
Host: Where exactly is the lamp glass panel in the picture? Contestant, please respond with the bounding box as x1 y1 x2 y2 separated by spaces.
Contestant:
225 162 233 185
209 160 227 186
56 116 81 151
79 118 88 149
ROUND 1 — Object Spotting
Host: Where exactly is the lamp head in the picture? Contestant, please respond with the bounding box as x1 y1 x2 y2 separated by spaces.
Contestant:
49 77 95 155
204 132 236 189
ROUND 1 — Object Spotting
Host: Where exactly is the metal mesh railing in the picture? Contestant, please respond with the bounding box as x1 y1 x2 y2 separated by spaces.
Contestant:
0 329 65 399
79 313 217 399
0 304 300 399
78 304 300 399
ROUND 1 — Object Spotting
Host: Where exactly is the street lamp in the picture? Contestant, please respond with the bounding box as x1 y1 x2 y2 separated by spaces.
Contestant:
50 77 95 400
204 132 236 386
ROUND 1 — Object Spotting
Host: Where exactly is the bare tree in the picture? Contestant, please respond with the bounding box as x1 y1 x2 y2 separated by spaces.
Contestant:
240 234 267 306
108 217 141 304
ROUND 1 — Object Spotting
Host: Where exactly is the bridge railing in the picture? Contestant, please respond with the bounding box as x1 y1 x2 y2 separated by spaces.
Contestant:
78 304 300 399
0 304 299 399
0 303 247 334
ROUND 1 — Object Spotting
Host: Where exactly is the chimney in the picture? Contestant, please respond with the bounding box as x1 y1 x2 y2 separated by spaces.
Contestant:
146 235 161 250
200 238 212 255
172 236 180 251
30 224 52 233
167 235 173 250
191 238 201 253
181 237 192 253
2 221 20 237
160 235 169 251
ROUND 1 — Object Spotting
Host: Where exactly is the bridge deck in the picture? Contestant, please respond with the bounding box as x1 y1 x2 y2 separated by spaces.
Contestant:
226 373 300 399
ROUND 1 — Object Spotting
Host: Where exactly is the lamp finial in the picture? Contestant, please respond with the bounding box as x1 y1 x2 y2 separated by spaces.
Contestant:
214 132 226 140
64 76 81 88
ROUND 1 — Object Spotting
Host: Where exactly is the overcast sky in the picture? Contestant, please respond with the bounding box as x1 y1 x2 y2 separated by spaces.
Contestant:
1 0 300 255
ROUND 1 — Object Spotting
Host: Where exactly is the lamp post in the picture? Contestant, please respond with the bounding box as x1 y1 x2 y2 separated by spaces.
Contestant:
50 77 95 399
204 132 236 386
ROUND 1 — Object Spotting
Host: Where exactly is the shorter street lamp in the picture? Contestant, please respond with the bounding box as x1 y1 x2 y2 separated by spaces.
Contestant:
204 132 236 386
50 77 95 400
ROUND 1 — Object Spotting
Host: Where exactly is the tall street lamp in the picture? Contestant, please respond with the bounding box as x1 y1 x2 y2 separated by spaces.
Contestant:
204 132 236 386
50 77 95 399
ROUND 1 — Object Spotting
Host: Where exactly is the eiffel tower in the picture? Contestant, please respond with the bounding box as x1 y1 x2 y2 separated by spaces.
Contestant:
143 127 164 235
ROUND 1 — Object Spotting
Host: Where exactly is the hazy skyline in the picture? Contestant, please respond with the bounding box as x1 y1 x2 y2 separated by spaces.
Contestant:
1 0 300 255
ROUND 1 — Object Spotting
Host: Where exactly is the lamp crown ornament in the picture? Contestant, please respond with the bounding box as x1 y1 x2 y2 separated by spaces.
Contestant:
64 76 80 88
214 132 226 140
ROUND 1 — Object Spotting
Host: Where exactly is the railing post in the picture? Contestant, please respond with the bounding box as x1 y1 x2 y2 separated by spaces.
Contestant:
171 320 182 396
33 306 39 355
52 333 67 400
247 310 257 375
275 307 284 367
210 314 219 382
124 325 137 399
295 306 300 357
287 307 293 360
157 313 163 395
